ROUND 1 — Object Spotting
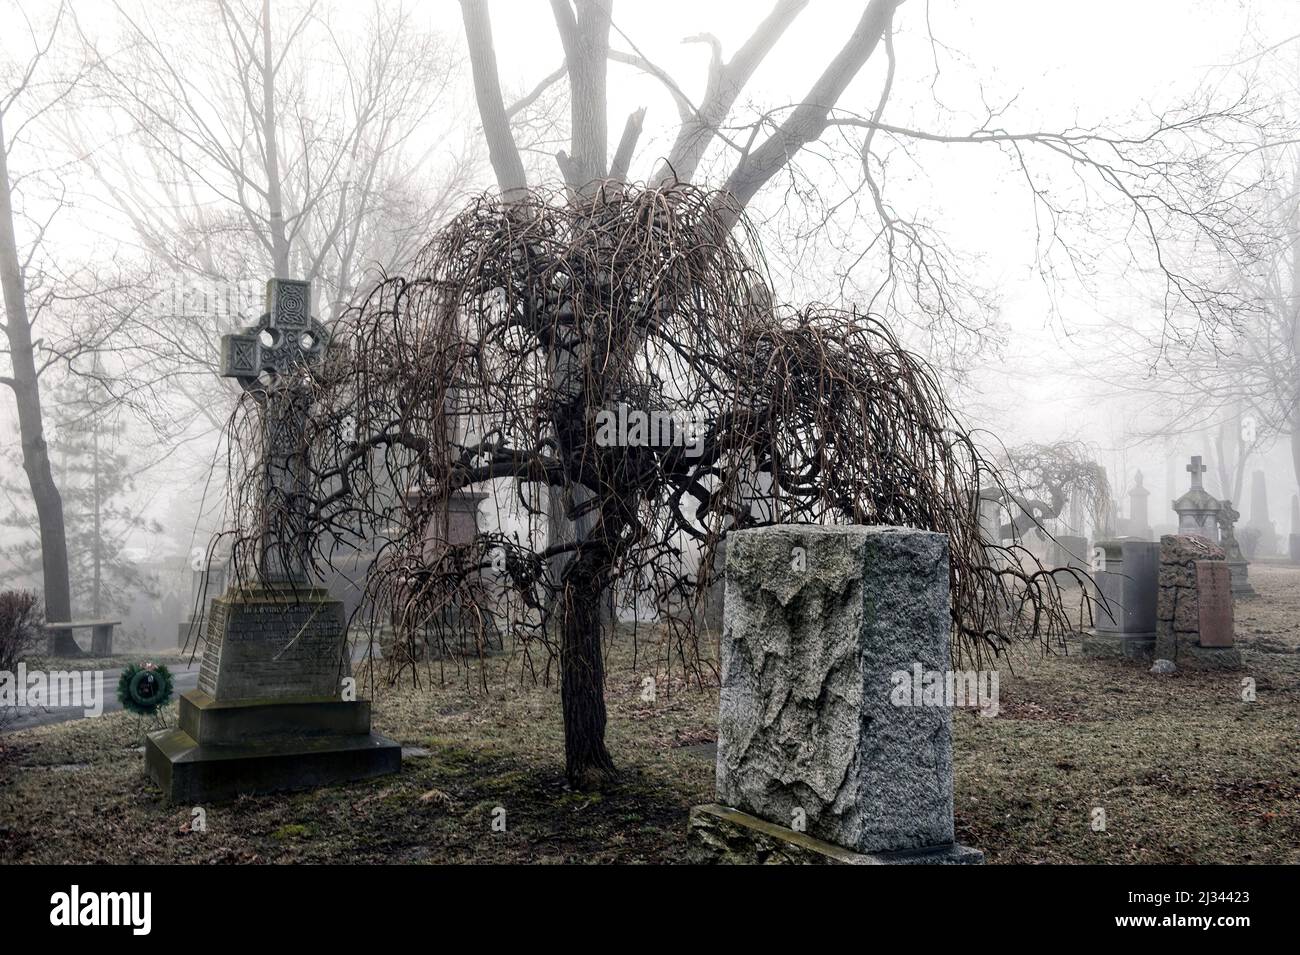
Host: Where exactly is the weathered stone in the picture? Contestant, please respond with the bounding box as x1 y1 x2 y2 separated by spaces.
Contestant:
1152 534 1241 671
1150 658 1176 674
1175 642 1242 669
1081 630 1155 661
686 804 983 865
715 524 956 855
1172 455 1221 541
1156 588 1174 622
1173 586 1200 633
198 585 349 701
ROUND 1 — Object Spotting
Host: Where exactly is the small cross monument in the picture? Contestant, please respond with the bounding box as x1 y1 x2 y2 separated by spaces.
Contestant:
1172 454 1221 541
220 279 330 582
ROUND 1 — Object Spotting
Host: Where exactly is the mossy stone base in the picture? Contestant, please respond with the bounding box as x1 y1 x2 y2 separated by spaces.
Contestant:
687 804 984 865
145 689 400 804
145 725 400 805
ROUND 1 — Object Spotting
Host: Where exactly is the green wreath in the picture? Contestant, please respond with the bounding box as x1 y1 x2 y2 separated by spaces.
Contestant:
117 662 174 716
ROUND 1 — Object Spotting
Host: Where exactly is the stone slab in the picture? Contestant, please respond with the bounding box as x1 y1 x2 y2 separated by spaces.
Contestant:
178 689 372 746
1195 561 1234 647
1081 631 1155 662
717 524 954 855
199 585 349 702
687 804 983 865
144 726 401 805
1092 539 1158 635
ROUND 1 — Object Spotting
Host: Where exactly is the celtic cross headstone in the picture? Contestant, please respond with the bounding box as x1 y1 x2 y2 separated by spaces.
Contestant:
145 277 400 804
219 278 330 582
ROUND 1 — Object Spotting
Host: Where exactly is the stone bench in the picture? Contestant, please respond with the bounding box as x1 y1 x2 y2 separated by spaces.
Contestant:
43 619 122 656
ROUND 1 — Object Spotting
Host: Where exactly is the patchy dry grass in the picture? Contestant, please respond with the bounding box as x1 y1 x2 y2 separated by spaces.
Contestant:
2 566 1297 864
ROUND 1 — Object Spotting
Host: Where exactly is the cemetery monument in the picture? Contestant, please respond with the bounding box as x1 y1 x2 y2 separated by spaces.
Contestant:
145 279 401 803
1152 534 1241 670
688 524 983 864
1082 538 1159 660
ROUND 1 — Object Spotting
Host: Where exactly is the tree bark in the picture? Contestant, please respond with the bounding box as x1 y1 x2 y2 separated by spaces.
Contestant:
721 0 901 219
654 0 810 185
550 0 611 189
461 0 528 198
0 112 75 650
261 0 290 275
559 549 615 787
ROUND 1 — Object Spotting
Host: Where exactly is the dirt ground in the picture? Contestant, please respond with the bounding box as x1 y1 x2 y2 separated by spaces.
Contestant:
2 564 1297 864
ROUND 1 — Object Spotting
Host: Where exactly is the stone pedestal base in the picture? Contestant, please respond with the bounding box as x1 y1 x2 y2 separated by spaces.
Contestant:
687 805 984 865
1082 630 1155 661
145 690 400 804
1227 560 1255 598
146 584 401 803
1155 643 1242 670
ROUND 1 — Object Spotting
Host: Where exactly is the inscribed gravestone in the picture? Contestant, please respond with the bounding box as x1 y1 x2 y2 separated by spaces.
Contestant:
1195 562 1233 648
145 278 400 803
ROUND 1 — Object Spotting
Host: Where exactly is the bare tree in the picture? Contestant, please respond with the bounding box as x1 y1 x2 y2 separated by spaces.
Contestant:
67 0 478 434
1 2 83 647
216 183 1086 786
378 0 1283 782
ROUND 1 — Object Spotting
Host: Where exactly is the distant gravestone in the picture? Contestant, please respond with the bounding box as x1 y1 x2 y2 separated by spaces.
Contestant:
177 558 226 650
1217 499 1254 598
1291 496 1300 563
1153 534 1240 669
145 278 400 803
1243 470 1276 557
687 524 982 865
1172 455 1221 541
1082 538 1158 661
1049 534 1089 573
1123 470 1152 540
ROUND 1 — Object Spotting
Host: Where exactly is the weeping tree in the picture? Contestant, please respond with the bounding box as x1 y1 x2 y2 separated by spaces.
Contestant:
981 440 1112 540
218 182 1079 786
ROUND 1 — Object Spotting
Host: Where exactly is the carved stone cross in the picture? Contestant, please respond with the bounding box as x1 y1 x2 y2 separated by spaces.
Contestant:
1186 455 1207 490
220 278 330 582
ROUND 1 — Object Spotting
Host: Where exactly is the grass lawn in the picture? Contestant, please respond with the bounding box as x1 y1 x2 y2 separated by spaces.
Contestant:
2 564 1297 864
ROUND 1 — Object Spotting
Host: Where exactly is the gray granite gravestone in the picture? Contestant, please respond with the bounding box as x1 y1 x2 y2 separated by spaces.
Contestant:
687 524 982 864
177 558 226 649
1083 538 1158 661
1049 533 1089 573
146 279 400 803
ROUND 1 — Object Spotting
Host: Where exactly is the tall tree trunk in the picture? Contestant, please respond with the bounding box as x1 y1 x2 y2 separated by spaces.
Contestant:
0 114 76 650
261 0 290 275
559 551 614 787
1291 417 1300 508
